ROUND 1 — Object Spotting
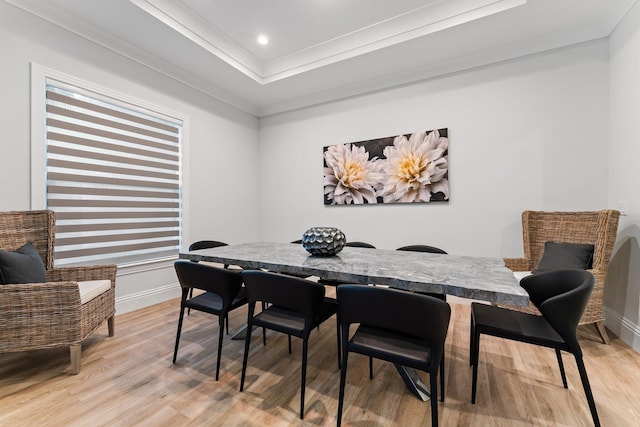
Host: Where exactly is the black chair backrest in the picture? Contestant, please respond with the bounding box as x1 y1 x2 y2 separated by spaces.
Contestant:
188 240 228 251
174 260 243 305
241 270 326 321
346 241 376 249
396 245 447 254
337 285 451 363
521 269 594 354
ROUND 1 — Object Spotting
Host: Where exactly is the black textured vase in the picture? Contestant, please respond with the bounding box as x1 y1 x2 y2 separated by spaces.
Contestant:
301 227 346 256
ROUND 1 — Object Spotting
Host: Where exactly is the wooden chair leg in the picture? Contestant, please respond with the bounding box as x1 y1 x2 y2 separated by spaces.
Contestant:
107 316 115 337
70 343 81 374
594 322 610 344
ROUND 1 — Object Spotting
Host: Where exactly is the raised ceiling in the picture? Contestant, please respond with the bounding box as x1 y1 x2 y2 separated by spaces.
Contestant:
6 0 637 116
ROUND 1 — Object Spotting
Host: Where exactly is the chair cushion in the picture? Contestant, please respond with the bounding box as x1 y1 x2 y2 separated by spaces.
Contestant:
349 325 432 369
77 279 111 304
471 302 565 347
0 242 46 284
535 242 594 273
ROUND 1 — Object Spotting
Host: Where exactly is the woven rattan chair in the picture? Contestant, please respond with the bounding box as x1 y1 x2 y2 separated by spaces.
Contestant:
503 210 620 344
0 210 117 373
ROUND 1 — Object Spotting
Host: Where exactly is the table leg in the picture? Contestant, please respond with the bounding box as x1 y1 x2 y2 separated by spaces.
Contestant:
394 364 430 401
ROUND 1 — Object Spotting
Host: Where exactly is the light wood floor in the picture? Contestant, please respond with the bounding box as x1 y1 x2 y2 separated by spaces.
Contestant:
1 297 639 426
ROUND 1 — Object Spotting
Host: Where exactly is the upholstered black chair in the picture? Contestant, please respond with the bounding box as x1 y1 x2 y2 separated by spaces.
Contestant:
396 244 447 300
336 285 451 427
317 241 376 287
187 240 233 315
239 270 339 419
173 261 248 380
470 269 600 426
188 240 230 268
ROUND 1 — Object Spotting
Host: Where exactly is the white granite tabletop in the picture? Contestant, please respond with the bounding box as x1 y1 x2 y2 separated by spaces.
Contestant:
179 241 529 306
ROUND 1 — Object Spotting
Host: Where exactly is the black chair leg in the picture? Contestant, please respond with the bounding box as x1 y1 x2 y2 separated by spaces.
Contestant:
471 329 481 404
288 335 292 354
574 355 601 427
430 367 439 427
173 305 186 363
225 314 229 335
300 338 308 419
240 317 254 392
469 309 475 366
369 356 373 379
337 344 350 427
187 288 193 315
440 355 445 402
216 315 224 381
335 315 341 369
555 349 568 388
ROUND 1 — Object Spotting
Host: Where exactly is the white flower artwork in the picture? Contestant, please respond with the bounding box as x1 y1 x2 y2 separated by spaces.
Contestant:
323 129 449 205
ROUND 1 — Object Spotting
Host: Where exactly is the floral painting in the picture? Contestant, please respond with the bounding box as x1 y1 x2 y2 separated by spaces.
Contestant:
323 128 449 205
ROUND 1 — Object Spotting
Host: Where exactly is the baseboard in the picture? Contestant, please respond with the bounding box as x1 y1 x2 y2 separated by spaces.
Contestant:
115 283 180 315
604 307 640 352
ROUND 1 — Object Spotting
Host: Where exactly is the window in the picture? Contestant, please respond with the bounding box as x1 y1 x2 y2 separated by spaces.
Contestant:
32 65 183 266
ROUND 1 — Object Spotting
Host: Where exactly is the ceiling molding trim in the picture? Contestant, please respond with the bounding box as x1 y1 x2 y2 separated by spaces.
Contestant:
5 0 259 116
131 0 526 85
257 36 605 118
130 0 264 82
260 0 528 83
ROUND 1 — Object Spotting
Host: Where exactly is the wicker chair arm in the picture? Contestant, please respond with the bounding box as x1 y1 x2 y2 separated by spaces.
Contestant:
503 257 533 271
0 281 82 352
46 265 117 289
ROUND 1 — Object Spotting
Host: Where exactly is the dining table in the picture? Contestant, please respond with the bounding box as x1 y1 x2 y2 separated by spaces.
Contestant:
179 241 528 401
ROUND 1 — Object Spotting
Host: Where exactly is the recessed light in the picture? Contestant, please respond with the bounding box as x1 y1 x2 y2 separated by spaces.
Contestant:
257 35 269 45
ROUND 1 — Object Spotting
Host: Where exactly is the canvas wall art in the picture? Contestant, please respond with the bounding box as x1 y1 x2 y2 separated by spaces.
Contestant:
323 128 449 205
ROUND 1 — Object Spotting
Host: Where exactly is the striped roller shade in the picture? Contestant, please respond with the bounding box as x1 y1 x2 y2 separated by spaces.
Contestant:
45 84 182 266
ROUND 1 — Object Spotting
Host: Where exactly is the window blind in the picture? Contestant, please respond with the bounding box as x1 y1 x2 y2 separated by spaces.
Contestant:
45 84 182 266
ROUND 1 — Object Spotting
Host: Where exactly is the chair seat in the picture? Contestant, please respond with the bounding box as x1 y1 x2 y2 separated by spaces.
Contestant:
350 325 432 368
186 287 248 315
472 302 565 348
78 279 111 304
254 305 306 335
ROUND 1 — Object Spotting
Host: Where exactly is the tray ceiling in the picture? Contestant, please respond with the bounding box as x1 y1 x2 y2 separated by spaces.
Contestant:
6 0 636 116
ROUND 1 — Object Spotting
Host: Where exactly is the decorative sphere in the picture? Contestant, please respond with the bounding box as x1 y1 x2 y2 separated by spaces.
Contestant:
301 227 346 256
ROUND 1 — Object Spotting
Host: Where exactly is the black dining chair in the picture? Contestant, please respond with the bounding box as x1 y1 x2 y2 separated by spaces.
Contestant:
470 269 600 426
336 284 451 427
396 244 448 300
173 261 248 380
239 270 340 419
317 241 376 287
187 240 233 315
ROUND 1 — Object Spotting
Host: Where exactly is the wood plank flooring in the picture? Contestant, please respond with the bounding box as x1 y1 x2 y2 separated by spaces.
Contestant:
1 297 639 426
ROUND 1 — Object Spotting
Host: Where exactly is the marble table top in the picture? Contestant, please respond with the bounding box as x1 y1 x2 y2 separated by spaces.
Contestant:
179 241 529 306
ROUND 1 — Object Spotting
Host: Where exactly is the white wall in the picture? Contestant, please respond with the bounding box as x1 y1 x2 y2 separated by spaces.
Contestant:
608 0 640 351
0 2 260 313
258 41 611 259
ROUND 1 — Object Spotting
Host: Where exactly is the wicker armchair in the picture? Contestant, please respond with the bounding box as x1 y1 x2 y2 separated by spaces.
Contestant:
503 210 620 344
0 210 116 373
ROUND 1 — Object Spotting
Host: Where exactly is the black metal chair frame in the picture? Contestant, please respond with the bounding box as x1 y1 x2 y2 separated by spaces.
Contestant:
336 284 451 427
173 260 248 380
470 269 600 426
239 270 340 419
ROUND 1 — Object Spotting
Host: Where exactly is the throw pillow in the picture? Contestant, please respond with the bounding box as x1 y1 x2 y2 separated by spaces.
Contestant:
534 241 595 273
0 242 47 284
